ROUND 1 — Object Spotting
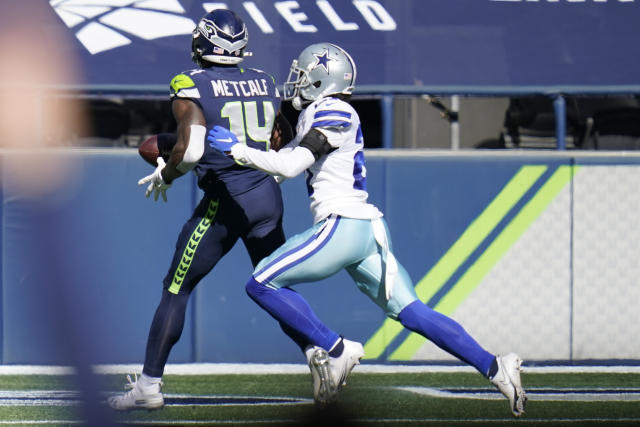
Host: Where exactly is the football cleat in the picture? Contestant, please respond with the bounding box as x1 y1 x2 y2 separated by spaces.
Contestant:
329 339 364 390
490 353 527 417
305 339 365 405
305 346 335 404
107 373 164 411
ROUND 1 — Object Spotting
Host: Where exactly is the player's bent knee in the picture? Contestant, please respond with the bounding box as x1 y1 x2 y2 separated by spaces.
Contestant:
245 276 265 300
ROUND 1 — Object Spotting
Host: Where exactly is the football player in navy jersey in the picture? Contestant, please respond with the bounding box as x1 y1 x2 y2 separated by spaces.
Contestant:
208 43 527 416
108 9 301 410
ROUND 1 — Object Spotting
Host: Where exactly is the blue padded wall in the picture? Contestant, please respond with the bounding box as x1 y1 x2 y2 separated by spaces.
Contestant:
1 150 638 365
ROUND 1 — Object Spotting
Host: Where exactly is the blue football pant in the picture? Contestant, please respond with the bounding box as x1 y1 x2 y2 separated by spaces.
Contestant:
246 215 495 376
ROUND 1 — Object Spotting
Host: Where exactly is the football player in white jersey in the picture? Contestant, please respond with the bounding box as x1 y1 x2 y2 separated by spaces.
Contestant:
208 43 527 417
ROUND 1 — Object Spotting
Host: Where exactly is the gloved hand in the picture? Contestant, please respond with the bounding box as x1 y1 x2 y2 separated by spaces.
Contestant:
207 125 238 154
138 157 171 202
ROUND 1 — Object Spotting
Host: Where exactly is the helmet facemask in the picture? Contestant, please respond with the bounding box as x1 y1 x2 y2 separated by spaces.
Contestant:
283 60 314 110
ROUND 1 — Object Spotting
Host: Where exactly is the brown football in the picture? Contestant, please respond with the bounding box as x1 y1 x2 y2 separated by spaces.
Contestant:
270 112 293 151
138 133 176 167
138 135 160 167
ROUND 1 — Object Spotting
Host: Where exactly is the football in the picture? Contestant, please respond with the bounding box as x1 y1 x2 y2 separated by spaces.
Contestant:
270 112 293 151
138 133 176 167
138 135 160 167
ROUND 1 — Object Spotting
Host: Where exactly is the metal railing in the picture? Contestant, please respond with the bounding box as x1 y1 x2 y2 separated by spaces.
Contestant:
45 83 640 150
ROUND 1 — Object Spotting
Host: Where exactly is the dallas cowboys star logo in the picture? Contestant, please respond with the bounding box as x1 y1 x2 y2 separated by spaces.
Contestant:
313 49 332 73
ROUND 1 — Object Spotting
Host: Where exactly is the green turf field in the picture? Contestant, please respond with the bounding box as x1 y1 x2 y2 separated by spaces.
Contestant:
0 367 639 426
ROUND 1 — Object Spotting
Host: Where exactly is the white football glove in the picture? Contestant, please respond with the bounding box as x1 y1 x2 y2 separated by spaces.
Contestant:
138 157 171 202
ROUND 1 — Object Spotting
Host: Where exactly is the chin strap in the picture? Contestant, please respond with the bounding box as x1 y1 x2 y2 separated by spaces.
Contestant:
292 96 304 111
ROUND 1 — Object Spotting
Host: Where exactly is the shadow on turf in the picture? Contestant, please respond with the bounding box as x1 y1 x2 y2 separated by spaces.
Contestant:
297 402 358 426
114 404 358 427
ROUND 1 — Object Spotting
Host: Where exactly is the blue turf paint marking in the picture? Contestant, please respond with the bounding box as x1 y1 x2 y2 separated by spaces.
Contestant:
0 390 311 407
162 394 312 406
3 386 640 408
0 390 78 406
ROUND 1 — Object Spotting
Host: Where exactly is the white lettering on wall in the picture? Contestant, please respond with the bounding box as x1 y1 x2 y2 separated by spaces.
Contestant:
275 1 318 32
200 0 397 34
202 2 227 12
353 0 396 31
317 0 359 31
243 1 274 33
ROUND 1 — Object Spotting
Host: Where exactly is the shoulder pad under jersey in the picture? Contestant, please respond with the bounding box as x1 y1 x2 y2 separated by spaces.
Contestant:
310 98 353 130
170 72 201 99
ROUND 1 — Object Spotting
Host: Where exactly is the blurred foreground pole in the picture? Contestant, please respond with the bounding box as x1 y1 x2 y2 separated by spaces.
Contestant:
0 2 114 425
14 187 115 426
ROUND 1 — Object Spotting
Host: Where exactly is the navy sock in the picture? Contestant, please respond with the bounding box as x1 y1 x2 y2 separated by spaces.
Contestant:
328 337 344 358
398 300 495 376
487 357 499 379
143 290 190 378
246 277 340 351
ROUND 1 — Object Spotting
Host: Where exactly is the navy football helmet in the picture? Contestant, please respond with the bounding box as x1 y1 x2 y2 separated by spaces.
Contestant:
191 9 248 67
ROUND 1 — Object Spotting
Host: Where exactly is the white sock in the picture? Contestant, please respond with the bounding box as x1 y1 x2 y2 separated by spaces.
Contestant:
139 373 162 392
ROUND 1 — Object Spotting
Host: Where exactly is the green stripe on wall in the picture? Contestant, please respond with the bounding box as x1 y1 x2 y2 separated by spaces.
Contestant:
363 165 548 359
388 165 578 360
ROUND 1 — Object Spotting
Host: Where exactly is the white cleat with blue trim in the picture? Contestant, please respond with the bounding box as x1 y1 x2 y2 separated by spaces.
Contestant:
329 339 364 389
107 374 164 411
490 353 527 417
306 346 335 404
305 339 365 405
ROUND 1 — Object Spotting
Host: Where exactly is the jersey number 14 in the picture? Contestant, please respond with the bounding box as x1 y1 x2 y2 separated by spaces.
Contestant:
221 101 275 150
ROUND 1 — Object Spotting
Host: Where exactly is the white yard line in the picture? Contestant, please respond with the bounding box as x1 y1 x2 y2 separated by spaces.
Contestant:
0 363 640 375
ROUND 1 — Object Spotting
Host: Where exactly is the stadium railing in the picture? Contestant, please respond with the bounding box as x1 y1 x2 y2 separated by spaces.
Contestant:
48 84 640 150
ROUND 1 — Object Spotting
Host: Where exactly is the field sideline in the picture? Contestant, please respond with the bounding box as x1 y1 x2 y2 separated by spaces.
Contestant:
3 363 640 375
0 364 638 426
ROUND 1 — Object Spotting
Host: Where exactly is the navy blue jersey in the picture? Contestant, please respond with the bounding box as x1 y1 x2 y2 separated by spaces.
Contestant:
170 66 280 195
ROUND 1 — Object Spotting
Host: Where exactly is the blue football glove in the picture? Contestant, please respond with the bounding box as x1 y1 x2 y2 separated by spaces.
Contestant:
207 125 239 154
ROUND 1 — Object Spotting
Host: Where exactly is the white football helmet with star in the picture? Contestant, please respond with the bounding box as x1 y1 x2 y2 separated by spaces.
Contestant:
283 43 356 110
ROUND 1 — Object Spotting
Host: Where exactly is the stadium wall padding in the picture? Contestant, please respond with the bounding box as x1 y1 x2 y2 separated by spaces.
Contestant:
34 1 640 88
1 150 639 365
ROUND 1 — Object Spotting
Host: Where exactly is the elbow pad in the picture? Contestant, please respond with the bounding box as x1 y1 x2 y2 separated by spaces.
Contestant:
299 129 335 161
177 124 205 173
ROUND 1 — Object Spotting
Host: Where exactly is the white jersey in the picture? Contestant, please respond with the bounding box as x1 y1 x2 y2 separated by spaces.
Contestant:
295 97 382 222
230 96 382 223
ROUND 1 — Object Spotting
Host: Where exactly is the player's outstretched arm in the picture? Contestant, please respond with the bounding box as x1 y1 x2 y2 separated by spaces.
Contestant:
207 126 315 178
162 99 206 184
